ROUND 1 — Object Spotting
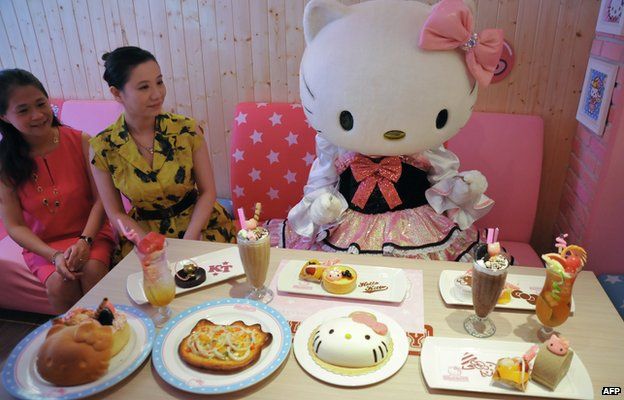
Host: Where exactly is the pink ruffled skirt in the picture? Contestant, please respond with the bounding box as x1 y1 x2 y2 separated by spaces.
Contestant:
266 205 482 261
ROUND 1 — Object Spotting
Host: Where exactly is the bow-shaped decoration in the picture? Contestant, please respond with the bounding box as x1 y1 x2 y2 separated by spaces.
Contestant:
350 312 388 336
418 0 504 87
350 155 402 210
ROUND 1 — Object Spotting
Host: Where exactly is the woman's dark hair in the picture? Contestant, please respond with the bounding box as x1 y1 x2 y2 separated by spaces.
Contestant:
102 46 157 89
0 69 61 187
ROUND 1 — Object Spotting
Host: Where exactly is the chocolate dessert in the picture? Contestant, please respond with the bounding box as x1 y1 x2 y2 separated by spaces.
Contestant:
174 261 207 289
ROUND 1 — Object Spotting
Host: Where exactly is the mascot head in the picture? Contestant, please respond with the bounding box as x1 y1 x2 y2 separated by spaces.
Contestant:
300 0 501 156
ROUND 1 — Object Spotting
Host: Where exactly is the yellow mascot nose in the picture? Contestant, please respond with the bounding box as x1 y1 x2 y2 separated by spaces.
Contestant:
345 333 352 340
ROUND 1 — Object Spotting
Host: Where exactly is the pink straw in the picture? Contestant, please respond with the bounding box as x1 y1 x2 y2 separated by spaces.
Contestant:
486 228 494 244
493 227 499 243
117 218 139 244
237 207 248 230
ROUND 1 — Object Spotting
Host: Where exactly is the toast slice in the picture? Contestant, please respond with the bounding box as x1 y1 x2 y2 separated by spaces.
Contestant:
178 319 272 373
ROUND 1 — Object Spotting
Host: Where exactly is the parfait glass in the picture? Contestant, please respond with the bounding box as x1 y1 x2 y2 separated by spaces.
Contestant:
237 227 273 303
535 268 577 341
135 242 175 327
464 247 510 338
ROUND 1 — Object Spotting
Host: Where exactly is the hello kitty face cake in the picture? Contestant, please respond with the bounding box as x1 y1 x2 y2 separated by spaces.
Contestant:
308 311 393 374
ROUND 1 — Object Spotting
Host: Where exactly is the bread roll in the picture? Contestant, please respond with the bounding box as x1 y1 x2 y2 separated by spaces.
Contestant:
36 321 112 386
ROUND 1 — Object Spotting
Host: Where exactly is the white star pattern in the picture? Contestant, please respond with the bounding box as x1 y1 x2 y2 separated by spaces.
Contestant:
234 112 247 125
285 131 298 146
232 149 244 162
267 150 280 164
291 104 302 109
267 187 279 200
249 168 261 182
256 103 267 107
269 112 282 126
250 130 263 144
604 275 623 284
233 186 244 197
303 152 315 166
284 170 297 184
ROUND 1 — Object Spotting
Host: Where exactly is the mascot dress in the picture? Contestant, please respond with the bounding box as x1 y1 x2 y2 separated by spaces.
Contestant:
268 0 503 261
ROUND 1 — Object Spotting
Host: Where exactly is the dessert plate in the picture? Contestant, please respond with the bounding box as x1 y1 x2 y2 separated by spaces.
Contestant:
420 337 593 399
439 270 576 312
293 306 409 386
277 259 408 303
126 247 245 305
152 298 291 394
2 305 155 400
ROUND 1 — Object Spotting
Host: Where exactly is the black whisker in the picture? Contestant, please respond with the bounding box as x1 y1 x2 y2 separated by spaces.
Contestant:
469 80 477 95
302 72 315 100
313 334 320 345
373 349 378 363
315 340 322 353
378 345 384 358
382 340 388 353
304 105 313 114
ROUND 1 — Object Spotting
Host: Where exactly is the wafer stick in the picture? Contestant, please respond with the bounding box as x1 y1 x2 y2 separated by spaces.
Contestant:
253 202 262 221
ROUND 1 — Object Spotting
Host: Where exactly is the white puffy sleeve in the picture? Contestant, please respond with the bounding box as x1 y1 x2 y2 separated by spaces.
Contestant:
287 135 348 238
424 146 494 229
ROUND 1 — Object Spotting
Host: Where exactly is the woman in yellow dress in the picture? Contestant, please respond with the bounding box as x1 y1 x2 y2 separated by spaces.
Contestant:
90 46 236 258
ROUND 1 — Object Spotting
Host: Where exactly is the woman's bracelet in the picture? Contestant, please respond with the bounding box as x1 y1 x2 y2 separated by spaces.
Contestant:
50 251 64 266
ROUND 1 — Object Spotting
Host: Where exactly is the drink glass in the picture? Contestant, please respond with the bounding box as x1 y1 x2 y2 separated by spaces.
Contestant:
464 251 510 338
135 243 175 328
535 268 576 341
237 227 273 303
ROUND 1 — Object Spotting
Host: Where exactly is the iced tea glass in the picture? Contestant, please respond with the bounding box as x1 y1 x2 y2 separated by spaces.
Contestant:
535 268 576 341
135 243 175 328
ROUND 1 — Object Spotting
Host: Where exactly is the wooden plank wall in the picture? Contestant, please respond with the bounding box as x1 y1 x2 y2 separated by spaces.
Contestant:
0 0 599 253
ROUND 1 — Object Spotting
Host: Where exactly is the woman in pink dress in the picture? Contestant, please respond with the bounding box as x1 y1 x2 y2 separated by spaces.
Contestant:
0 69 115 313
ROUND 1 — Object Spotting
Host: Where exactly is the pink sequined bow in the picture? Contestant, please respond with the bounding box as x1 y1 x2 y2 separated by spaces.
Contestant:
419 0 504 87
350 155 402 210
351 312 388 336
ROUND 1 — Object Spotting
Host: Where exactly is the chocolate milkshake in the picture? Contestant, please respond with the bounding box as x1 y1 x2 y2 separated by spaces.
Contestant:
464 242 511 338
472 254 510 317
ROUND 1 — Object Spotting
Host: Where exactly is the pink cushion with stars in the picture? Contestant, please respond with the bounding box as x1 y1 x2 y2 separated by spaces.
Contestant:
230 102 317 221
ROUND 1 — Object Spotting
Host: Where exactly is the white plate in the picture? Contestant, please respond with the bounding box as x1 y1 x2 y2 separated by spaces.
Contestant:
277 259 408 303
293 306 409 386
152 298 291 394
2 305 155 400
126 247 245 305
420 337 593 399
439 270 576 312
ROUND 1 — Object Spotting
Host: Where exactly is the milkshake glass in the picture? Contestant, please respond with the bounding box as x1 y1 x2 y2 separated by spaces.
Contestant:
464 245 510 338
237 226 273 303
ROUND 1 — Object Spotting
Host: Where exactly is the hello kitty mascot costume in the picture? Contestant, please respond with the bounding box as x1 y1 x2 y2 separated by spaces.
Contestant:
275 0 503 261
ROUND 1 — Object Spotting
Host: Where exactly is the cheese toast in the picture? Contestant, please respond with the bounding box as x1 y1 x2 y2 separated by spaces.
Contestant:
178 319 272 372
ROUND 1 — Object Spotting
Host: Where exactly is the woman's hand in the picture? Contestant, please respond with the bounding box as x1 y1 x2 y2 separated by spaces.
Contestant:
64 239 91 272
53 252 82 281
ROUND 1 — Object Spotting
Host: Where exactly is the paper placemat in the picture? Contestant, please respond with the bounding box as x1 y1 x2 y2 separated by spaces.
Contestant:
269 260 431 355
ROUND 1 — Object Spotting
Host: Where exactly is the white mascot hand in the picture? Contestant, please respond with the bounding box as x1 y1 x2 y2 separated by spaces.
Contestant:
310 193 344 225
461 170 488 195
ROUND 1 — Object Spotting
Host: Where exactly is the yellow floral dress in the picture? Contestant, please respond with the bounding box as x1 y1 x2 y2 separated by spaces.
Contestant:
90 112 236 258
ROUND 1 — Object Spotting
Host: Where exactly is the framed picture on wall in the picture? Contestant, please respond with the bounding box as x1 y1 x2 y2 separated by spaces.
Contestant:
576 57 618 136
596 0 624 35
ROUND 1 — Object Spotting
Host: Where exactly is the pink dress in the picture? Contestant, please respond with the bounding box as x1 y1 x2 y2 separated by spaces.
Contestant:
17 126 115 283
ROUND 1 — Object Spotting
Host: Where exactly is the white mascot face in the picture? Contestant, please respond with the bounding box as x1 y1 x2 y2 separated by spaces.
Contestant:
312 316 390 368
300 0 477 156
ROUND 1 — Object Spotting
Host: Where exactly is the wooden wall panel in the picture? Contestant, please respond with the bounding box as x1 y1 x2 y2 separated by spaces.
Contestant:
0 0 600 252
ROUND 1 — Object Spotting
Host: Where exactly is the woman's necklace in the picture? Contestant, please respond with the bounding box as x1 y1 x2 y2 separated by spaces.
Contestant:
32 129 62 214
135 140 154 155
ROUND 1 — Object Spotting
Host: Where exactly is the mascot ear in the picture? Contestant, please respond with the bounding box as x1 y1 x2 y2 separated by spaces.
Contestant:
303 0 350 44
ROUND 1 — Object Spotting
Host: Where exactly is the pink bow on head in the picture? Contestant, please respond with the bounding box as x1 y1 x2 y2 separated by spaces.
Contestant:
350 311 388 336
418 0 504 87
